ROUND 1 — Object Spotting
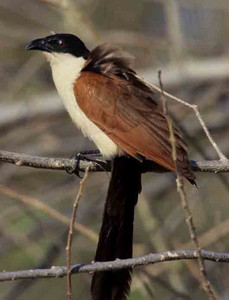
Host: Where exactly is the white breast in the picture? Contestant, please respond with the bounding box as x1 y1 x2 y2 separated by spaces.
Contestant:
45 52 120 158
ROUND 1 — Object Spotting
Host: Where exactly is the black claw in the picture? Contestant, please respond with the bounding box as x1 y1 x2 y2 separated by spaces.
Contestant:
66 153 84 178
66 150 103 178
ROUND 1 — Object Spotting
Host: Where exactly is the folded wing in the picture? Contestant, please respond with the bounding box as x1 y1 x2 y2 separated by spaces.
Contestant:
74 71 195 181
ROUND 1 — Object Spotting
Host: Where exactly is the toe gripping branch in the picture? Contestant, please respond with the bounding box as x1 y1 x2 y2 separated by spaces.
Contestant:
66 150 105 178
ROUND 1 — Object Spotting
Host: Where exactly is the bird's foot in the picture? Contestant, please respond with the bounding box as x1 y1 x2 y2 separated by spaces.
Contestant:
66 150 102 178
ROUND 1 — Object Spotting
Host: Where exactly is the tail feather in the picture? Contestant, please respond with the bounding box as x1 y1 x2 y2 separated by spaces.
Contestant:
91 156 142 300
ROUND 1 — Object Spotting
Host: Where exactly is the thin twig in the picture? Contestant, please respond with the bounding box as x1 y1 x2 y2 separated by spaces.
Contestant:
0 250 229 282
66 166 90 300
174 172 219 300
158 70 168 114
0 185 98 243
158 71 219 300
0 149 229 173
146 80 227 161
139 214 229 278
183 217 229 250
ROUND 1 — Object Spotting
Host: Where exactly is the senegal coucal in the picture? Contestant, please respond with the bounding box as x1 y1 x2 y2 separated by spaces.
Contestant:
26 33 195 300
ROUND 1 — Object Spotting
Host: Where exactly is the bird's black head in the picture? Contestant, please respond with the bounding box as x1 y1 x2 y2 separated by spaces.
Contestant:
26 33 90 59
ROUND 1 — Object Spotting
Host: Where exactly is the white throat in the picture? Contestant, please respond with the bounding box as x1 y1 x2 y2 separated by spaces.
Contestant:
44 52 85 91
44 52 120 158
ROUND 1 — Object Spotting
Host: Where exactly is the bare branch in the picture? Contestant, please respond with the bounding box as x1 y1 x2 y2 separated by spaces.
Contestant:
1 149 229 173
66 166 90 300
0 250 228 282
147 81 227 161
159 71 219 299
0 185 98 243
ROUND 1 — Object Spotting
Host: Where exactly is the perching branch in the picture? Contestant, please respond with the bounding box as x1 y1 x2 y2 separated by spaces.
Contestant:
0 250 229 282
1 149 229 173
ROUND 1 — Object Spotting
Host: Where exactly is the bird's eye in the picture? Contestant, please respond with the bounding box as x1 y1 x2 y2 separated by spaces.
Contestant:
58 40 65 48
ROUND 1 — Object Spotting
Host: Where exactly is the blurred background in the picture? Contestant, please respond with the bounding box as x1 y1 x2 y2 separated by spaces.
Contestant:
0 0 229 299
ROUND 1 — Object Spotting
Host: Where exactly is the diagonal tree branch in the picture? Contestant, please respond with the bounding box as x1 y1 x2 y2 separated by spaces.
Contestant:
147 81 227 162
66 166 90 300
0 185 98 243
159 71 219 299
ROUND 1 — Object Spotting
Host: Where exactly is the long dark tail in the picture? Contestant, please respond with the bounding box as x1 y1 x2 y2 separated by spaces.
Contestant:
91 156 142 300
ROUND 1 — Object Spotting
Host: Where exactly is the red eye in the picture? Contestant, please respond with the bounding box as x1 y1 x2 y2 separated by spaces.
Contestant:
58 40 65 48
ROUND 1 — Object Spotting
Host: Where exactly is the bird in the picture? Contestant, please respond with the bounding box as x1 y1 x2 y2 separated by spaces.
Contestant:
26 33 196 300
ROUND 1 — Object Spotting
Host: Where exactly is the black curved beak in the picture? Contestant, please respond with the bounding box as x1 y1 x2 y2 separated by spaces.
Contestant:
26 38 51 52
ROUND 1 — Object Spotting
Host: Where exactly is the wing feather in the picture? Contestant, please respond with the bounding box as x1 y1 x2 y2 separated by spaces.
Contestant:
74 71 195 180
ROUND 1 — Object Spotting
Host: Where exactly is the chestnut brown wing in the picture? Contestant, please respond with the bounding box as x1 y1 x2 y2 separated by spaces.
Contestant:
74 71 195 180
